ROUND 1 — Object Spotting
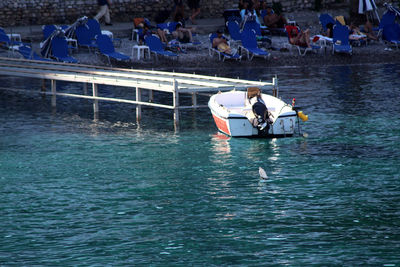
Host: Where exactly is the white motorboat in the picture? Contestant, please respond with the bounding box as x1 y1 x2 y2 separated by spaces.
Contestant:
208 88 307 137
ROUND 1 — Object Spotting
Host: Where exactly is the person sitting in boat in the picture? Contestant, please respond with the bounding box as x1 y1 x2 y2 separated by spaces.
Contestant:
245 87 272 131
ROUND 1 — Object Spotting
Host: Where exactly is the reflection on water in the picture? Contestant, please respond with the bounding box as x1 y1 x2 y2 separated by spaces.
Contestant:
210 133 231 160
268 139 281 162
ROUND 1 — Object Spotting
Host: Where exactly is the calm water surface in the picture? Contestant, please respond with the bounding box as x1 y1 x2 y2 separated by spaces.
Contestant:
0 64 399 266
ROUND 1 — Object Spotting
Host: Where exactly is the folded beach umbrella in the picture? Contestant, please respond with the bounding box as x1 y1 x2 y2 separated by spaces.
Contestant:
64 16 88 40
40 27 63 58
359 0 380 22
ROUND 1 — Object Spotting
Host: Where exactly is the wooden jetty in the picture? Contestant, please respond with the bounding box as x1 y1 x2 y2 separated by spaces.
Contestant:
0 57 278 127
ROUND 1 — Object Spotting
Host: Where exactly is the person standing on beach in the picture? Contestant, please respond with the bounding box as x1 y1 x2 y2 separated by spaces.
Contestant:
188 0 200 24
171 0 185 22
95 0 113 26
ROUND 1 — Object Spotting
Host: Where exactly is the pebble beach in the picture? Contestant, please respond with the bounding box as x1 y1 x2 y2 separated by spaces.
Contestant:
2 6 400 71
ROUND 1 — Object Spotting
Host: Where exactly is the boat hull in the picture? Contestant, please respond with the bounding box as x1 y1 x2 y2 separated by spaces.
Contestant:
211 112 257 137
208 91 298 137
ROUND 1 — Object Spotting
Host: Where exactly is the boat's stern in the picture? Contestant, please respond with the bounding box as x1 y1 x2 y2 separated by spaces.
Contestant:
270 111 297 137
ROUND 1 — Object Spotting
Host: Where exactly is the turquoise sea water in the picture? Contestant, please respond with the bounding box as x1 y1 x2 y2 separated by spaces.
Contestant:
0 64 399 265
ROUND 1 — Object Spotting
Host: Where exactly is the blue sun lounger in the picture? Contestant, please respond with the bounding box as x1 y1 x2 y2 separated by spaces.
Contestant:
75 25 98 52
319 13 335 32
145 34 178 61
379 10 396 31
87 19 120 45
42 25 57 40
42 24 78 51
239 29 270 60
0 33 19 51
0 27 22 44
156 22 179 38
17 45 53 61
51 36 79 63
227 20 242 46
96 34 130 65
332 23 352 55
382 23 400 48
0 29 29 51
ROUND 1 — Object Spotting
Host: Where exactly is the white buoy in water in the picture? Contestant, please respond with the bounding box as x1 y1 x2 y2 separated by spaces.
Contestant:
259 167 268 180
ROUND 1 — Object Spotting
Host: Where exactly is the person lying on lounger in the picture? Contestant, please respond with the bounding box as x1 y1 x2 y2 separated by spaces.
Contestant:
138 24 168 44
289 28 311 48
212 29 232 55
362 18 378 41
172 22 193 43
172 13 196 43
349 23 367 42
349 20 378 42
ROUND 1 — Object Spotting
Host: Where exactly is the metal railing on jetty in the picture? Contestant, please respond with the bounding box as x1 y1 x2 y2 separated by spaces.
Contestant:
0 57 278 128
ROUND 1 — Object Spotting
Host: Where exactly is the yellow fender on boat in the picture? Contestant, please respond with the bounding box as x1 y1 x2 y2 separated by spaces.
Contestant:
298 111 308 122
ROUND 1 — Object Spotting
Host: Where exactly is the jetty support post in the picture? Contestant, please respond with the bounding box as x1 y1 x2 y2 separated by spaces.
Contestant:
51 80 56 107
173 79 179 129
92 83 99 114
149 89 154 103
192 92 197 107
83 83 88 95
272 75 278 97
41 79 46 93
136 86 142 123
